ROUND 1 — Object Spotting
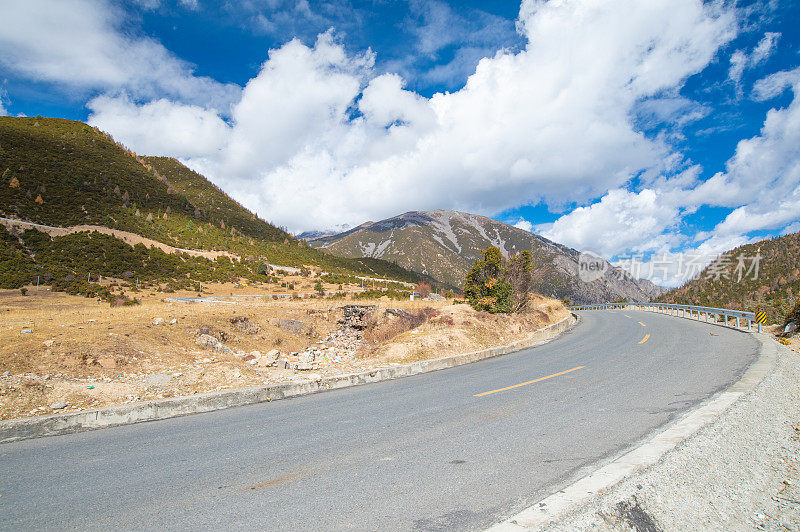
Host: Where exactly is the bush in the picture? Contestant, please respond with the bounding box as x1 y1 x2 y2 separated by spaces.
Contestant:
363 307 440 344
785 302 800 327
20 287 27 295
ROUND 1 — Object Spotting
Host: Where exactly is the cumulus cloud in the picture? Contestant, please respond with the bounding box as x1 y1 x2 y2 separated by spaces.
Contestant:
690 72 800 235
539 189 681 258
0 0 239 109
87 96 229 158
89 0 736 232
513 219 534 232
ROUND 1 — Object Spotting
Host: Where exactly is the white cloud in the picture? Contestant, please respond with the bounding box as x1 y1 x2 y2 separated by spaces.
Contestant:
751 31 780 64
87 96 229 158
782 221 800 236
0 0 239 109
728 31 781 92
752 66 800 100
513 219 533 232
89 0 736 232
690 72 800 235
539 189 681 258
728 50 748 85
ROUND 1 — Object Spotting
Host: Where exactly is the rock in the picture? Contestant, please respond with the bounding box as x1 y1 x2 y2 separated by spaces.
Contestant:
195 334 233 355
296 361 313 371
258 349 280 367
21 329 32 334
230 316 260 334
143 374 172 387
2 371 10 377
278 319 305 334
152 317 164 325
169 318 177 325
195 334 217 347
50 402 68 410
43 339 54 347
299 351 315 364
98 358 116 369
785 322 797 334
424 293 446 301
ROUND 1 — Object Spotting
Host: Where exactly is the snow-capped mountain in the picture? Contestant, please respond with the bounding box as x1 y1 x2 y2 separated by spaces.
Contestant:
308 210 665 304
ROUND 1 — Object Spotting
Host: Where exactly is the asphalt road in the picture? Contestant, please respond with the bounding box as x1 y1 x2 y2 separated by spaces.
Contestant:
0 310 759 531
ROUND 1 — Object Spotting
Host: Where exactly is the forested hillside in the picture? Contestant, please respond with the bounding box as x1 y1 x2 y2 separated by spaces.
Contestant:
657 231 800 322
0 116 432 294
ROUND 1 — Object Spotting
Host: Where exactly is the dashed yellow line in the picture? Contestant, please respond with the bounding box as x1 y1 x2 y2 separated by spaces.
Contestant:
624 314 633 318
638 322 646 327
638 334 650 344
474 366 584 397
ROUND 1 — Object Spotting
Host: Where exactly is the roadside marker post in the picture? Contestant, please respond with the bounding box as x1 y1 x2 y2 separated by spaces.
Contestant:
755 311 767 333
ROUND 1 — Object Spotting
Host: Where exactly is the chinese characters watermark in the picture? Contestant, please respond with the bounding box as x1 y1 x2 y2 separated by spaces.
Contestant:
577 250 763 284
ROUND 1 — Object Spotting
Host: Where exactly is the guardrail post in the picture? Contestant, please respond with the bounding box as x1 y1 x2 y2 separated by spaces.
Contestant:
736 316 740 328
758 323 762 333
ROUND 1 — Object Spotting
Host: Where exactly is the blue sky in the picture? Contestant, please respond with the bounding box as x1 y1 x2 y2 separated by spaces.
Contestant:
1 0 799 286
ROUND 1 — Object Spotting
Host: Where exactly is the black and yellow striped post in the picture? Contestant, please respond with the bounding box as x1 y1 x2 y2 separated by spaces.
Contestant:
755 311 767 332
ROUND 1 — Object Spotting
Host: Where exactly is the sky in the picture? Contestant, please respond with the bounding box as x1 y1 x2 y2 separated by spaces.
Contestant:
0 0 798 287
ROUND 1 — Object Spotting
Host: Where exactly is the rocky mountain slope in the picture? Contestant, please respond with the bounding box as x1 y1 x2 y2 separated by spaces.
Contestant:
307 210 666 304
657 231 800 322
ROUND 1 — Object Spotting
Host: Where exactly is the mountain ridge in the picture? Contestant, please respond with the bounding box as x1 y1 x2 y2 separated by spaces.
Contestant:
308 209 666 304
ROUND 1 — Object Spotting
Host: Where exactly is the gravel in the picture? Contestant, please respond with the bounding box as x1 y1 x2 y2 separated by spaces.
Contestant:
543 339 800 531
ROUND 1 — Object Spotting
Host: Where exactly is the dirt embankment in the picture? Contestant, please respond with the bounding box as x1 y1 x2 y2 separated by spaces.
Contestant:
0 288 567 420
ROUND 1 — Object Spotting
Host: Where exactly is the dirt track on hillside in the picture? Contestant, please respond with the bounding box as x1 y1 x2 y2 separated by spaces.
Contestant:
0 217 235 260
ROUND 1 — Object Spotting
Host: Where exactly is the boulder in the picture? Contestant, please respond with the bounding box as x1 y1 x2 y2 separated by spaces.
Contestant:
278 319 305 334
152 317 164 325
98 358 116 369
50 402 68 410
298 351 315 364
195 334 233 355
258 349 281 367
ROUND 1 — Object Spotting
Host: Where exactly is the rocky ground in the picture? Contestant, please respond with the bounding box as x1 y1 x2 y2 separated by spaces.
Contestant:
0 287 567 421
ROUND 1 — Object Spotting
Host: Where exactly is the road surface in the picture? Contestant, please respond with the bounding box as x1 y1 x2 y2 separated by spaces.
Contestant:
0 310 758 530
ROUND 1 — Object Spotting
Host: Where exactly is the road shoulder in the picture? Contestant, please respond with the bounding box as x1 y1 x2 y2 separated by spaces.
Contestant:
489 333 800 530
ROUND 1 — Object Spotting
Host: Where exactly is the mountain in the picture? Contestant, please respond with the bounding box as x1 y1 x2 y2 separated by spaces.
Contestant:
307 210 666 304
0 116 431 292
657 231 800 323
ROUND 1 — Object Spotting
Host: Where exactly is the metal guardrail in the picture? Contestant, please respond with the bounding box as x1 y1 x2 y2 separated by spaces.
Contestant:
568 302 761 332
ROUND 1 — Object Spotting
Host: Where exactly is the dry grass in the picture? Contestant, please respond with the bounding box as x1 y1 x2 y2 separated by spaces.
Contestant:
0 286 566 420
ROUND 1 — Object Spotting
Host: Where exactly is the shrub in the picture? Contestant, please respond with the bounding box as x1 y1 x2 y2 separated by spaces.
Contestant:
463 247 532 314
785 302 800 327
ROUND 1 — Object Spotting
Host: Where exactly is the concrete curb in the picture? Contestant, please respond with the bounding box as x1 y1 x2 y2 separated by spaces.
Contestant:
0 315 576 444
486 330 777 531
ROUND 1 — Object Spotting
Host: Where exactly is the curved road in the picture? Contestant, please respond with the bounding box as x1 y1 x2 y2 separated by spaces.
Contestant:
0 310 758 530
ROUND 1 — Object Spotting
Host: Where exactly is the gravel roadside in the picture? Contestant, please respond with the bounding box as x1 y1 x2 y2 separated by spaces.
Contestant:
540 337 800 531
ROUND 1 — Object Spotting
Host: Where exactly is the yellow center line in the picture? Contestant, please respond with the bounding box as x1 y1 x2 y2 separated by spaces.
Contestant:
473 366 584 397
624 314 633 318
638 322 646 327
638 333 650 344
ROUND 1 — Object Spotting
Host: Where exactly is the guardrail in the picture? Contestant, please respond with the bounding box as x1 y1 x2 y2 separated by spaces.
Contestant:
569 302 761 332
